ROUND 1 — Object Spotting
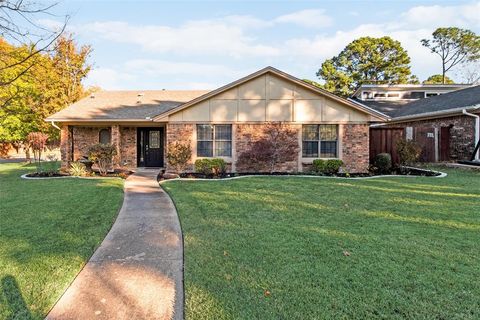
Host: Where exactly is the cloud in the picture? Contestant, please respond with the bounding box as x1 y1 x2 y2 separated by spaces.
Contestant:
275 9 333 28
80 19 279 58
86 67 136 89
282 1 480 81
123 59 250 78
399 1 480 29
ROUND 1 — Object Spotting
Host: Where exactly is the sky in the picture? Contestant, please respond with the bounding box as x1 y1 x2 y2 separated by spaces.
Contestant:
38 0 480 90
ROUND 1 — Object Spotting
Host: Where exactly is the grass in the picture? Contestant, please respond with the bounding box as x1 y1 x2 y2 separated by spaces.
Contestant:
0 162 124 320
163 167 480 319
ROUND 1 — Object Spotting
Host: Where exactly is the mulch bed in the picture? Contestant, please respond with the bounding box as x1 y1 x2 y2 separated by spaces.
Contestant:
25 169 134 179
167 166 441 180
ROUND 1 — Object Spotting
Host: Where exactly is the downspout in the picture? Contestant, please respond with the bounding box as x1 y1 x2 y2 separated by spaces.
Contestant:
50 121 61 131
462 109 480 161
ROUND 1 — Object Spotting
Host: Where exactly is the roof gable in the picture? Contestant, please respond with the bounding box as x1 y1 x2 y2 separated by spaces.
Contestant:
154 67 388 122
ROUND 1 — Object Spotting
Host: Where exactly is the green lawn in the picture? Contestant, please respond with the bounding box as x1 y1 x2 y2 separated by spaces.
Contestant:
0 162 124 320
163 167 480 319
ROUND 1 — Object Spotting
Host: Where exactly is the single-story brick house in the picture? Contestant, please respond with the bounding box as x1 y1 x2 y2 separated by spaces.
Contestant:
46 67 387 173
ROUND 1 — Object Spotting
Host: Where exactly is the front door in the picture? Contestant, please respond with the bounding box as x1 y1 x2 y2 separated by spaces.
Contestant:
137 128 164 167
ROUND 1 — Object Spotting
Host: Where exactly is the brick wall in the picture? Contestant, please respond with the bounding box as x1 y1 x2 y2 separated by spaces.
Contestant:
120 127 137 168
235 123 301 173
72 127 103 161
388 115 476 160
165 124 194 172
60 125 72 169
341 124 370 173
60 126 138 169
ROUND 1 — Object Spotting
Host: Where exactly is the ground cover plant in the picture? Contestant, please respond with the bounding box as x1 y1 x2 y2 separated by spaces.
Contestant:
0 162 123 319
163 167 480 319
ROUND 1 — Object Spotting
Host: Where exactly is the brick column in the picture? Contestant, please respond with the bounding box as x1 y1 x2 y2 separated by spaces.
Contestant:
342 124 369 173
60 125 72 169
111 125 121 167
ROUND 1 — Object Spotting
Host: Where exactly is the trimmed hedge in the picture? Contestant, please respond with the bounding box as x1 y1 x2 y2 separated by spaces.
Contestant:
312 159 343 175
374 153 392 174
194 158 227 176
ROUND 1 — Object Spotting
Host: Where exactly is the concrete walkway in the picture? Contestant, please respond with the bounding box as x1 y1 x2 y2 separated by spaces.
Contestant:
47 169 183 320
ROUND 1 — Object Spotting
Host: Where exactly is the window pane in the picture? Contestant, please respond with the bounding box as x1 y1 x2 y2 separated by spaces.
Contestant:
320 125 337 141
197 125 213 141
215 141 232 157
149 130 160 148
99 129 111 144
214 125 232 140
320 141 337 158
197 141 213 157
302 141 318 157
302 125 319 141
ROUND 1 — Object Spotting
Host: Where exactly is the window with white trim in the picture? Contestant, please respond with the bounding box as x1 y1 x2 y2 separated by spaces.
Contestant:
197 124 232 157
302 124 338 158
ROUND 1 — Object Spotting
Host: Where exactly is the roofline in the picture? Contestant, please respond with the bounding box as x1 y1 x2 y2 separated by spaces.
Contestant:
389 104 480 123
45 118 157 122
352 83 472 97
153 66 389 121
346 98 391 120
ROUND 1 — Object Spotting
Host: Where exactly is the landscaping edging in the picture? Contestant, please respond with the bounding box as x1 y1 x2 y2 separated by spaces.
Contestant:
160 168 447 183
20 173 123 180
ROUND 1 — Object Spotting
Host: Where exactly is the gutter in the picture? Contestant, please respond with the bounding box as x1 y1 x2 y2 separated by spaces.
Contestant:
462 107 480 161
391 105 480 123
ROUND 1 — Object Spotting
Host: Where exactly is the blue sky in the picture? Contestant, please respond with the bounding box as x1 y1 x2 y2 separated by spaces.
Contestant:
41 0 480 90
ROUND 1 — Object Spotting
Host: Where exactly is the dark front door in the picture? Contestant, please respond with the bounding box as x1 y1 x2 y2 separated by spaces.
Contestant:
137 128 164 167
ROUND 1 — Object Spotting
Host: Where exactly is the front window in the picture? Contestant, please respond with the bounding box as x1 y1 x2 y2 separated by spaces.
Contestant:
302 124 338 158
197 124 232 157
99 128 111 144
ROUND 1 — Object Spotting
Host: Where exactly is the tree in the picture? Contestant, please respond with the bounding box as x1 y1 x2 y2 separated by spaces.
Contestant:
302 79 323 88
455 61 480 84
236 123 299 173
0 35 91 144
423 74 454 84
0 0 68 87
317 36 413 96
421 27 480 84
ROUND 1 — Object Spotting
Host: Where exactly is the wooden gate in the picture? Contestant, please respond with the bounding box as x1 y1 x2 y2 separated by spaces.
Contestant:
439 126 451 161
369 127 404 165
414 127 436 162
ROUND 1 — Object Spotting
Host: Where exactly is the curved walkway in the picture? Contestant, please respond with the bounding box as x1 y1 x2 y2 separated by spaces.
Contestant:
47 169 183 320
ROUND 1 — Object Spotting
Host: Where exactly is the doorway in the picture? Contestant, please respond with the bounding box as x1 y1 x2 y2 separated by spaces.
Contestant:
137 127 164 167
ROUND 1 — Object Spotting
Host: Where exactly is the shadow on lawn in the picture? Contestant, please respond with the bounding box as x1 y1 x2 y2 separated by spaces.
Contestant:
1 275 33 320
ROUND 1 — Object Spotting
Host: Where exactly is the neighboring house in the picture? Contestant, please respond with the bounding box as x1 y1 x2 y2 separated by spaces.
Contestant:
380 85 480 162
46 67 387 173
350 84 471 117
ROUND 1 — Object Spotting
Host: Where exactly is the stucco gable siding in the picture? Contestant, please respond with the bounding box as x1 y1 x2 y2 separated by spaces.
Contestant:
163 73 370 123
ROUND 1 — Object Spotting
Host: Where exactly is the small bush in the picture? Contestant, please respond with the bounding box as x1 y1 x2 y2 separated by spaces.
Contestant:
69 162 88 177
195 158 227 176
374 153 392 174
397 139 421 166
166 141 192 173
88 143 117 176
312 159 344 175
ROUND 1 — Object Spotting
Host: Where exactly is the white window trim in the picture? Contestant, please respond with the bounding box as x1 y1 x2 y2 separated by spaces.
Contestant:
195 124 233 159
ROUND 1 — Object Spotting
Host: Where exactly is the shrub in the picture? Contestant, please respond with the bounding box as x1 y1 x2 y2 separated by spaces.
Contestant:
166 141 192 173
374 153 392 174
236 122 299 173
397 139 422 166
312 159 344 175
88 143 117 176
27 132 49 168
195 158 227 177
69 162 88 177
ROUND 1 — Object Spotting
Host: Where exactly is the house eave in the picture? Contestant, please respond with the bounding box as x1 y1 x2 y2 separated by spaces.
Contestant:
389 104 480 123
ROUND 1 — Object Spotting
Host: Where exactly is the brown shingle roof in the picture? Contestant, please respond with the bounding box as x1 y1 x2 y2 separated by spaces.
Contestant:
46 90 209 121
